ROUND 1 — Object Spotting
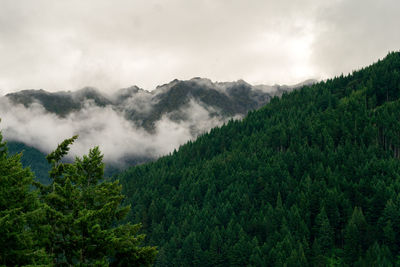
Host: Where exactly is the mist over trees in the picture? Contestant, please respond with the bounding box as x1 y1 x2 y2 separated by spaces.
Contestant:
2 51 400 266
114 52 400 266
0 134 156 266
1 78 306 166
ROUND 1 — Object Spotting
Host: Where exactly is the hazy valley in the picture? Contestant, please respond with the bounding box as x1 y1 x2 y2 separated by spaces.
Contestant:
2 78 314 178
2 1 399 265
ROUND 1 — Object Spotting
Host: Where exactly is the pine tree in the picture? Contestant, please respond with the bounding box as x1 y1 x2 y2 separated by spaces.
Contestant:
344 207 368 263
208 228 224 266
313 207 333 256
36 136 157 265
0 131 50 265
286 243 308 267
360 242 393 266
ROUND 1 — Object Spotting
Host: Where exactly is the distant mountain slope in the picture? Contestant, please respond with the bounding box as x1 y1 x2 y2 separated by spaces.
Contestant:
6 141 133 182
5 78 314 132
115 52 400 266
7 141 51 185
2 78 314 177
5 88 112 117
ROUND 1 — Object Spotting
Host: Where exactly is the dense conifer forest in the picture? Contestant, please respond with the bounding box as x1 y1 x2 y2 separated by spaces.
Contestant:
2 52 400 266
114 52 400 266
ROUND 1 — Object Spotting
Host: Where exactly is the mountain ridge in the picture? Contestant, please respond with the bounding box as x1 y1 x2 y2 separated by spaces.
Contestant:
4 78 316 131
2 78 315 179
114 51 400 266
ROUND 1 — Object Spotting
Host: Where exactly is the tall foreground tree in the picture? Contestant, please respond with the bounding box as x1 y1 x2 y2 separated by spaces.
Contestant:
0 132 50 265
35 136 157 265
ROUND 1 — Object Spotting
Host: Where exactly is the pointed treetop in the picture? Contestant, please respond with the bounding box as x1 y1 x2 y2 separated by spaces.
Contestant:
46 135 78 164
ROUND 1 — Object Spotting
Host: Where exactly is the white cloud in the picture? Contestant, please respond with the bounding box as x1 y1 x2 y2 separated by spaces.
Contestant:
0 97 231 164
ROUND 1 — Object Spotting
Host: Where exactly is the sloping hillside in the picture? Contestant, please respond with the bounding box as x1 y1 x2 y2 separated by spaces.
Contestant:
115 52 400 266
7 141 51 185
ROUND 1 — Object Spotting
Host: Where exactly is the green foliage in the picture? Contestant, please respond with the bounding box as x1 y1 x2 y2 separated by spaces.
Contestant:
7 141 52 184
36 137 157 265
313 207 334 264
344 207 369 263
113 51 400 266
1 130 156 265
4 51 400 265
0 132 50 265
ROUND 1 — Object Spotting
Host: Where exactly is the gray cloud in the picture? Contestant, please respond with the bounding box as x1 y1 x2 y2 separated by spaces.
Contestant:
0 0 398 93
311 0 400 79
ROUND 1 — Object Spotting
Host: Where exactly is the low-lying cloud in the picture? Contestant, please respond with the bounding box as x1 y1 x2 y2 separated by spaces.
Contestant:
0 97 233 165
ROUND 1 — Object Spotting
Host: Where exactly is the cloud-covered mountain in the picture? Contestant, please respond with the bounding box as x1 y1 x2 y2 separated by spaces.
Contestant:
1 78 315 166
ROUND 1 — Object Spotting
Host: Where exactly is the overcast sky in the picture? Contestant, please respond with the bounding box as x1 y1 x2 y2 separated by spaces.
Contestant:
0 0 399 94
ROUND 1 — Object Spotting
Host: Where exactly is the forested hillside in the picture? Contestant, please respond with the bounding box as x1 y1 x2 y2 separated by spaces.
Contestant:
115 52 400 266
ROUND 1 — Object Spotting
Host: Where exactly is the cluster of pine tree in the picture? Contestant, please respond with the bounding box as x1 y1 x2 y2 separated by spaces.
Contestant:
0 135 156 266
115 52 400 266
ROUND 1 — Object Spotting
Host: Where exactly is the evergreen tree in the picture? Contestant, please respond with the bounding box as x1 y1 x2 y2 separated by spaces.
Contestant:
36 136 157 265
0 131 50 265
344 207 368 263
88 51 400 265
313 207 334 258
358 242 393 266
